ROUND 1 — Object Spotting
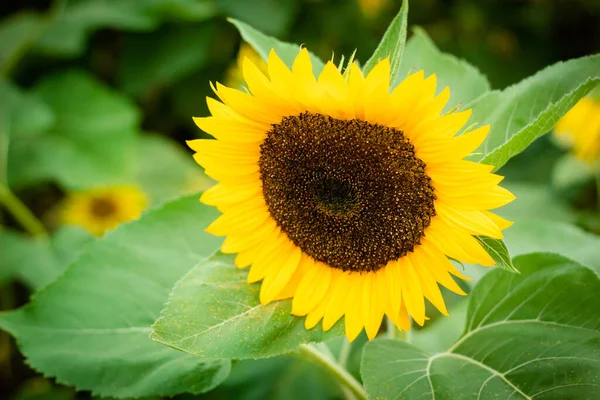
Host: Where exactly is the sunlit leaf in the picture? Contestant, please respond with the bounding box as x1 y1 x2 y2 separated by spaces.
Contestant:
468 54 600 170
0 196 230 397
152 252 344 359
362 253 600 399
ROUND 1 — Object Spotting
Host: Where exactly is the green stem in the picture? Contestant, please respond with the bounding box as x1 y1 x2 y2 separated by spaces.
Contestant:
0 184 47 237
297 344 368 400
338 338 352 367
385 317 408 340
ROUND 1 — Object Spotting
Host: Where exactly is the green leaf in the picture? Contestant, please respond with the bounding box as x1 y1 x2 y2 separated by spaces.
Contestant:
496 182 576 224
151 252 344 360
362 253 600 399
229 18 326 77
119 22 215 96
475 236 517 273
216 356 343 400
35 0 218 57
362 0 408 88
0 12 44 75
217 0 297 37
468 54 600 170
7 70 140 189
134 135 213 206
399 27 491 107
504 219 600 275
0 226 92 290
0 79 54 138
0 196 230 397
552 153 595 190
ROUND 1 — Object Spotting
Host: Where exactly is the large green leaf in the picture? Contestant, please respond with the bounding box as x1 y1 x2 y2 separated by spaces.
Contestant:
0 196 230 397
0 79 54 139
7 70 140 189
0 227 92 290
35 0 217 57
119 22 214 96
475 236 517 273
152 253 344 359
229 18 325 76
399 28 491 108
361 253 600 399
135 135 213 206
362 0 408 88
468 54 600 170
504 219 600 274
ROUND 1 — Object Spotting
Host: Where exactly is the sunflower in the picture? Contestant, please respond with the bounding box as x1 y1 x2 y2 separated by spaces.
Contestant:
188 48 515 341
357 0 388 18
60 185 148 236
554 96 600 164
225 43 268 89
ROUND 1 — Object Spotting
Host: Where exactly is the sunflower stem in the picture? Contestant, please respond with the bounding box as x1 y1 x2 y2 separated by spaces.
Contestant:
0 184 48 237
297 343 368 400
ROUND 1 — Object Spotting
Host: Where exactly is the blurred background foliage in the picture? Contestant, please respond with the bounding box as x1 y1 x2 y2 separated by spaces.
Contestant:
1 0 599 399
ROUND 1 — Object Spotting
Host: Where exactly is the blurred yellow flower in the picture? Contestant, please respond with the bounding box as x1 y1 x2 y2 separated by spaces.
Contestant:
554 97 600 163
358 0 388 18
225 43 268 88
60 186 148 236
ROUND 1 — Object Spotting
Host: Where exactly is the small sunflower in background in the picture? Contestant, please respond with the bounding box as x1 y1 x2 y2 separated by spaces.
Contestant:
554 96 600 164
189 48 515 341
225 43 268 89
60 186 148 236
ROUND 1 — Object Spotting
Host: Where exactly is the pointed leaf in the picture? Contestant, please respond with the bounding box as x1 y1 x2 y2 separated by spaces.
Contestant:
362 0 408 88
0 196 230 397
475 236 517 273
362 253 600 399
468 54 600 170
152 252 344 359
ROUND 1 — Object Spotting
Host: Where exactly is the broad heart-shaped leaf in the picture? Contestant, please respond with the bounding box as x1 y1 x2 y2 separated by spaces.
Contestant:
0 226 93 290
362 0 408 88
0 196 231 397
399 27 491 108
468 54 600 170
229 18 326 77
151 253 344 359
7 70 140 189
361 253 600 399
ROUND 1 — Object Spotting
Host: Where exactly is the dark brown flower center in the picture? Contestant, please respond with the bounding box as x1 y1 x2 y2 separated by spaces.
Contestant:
89 197 117 219
259 112 436 272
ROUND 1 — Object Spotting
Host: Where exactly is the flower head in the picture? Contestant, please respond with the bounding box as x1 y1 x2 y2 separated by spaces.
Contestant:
60 185 148 236
554 96 600 164
189 48 515 341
